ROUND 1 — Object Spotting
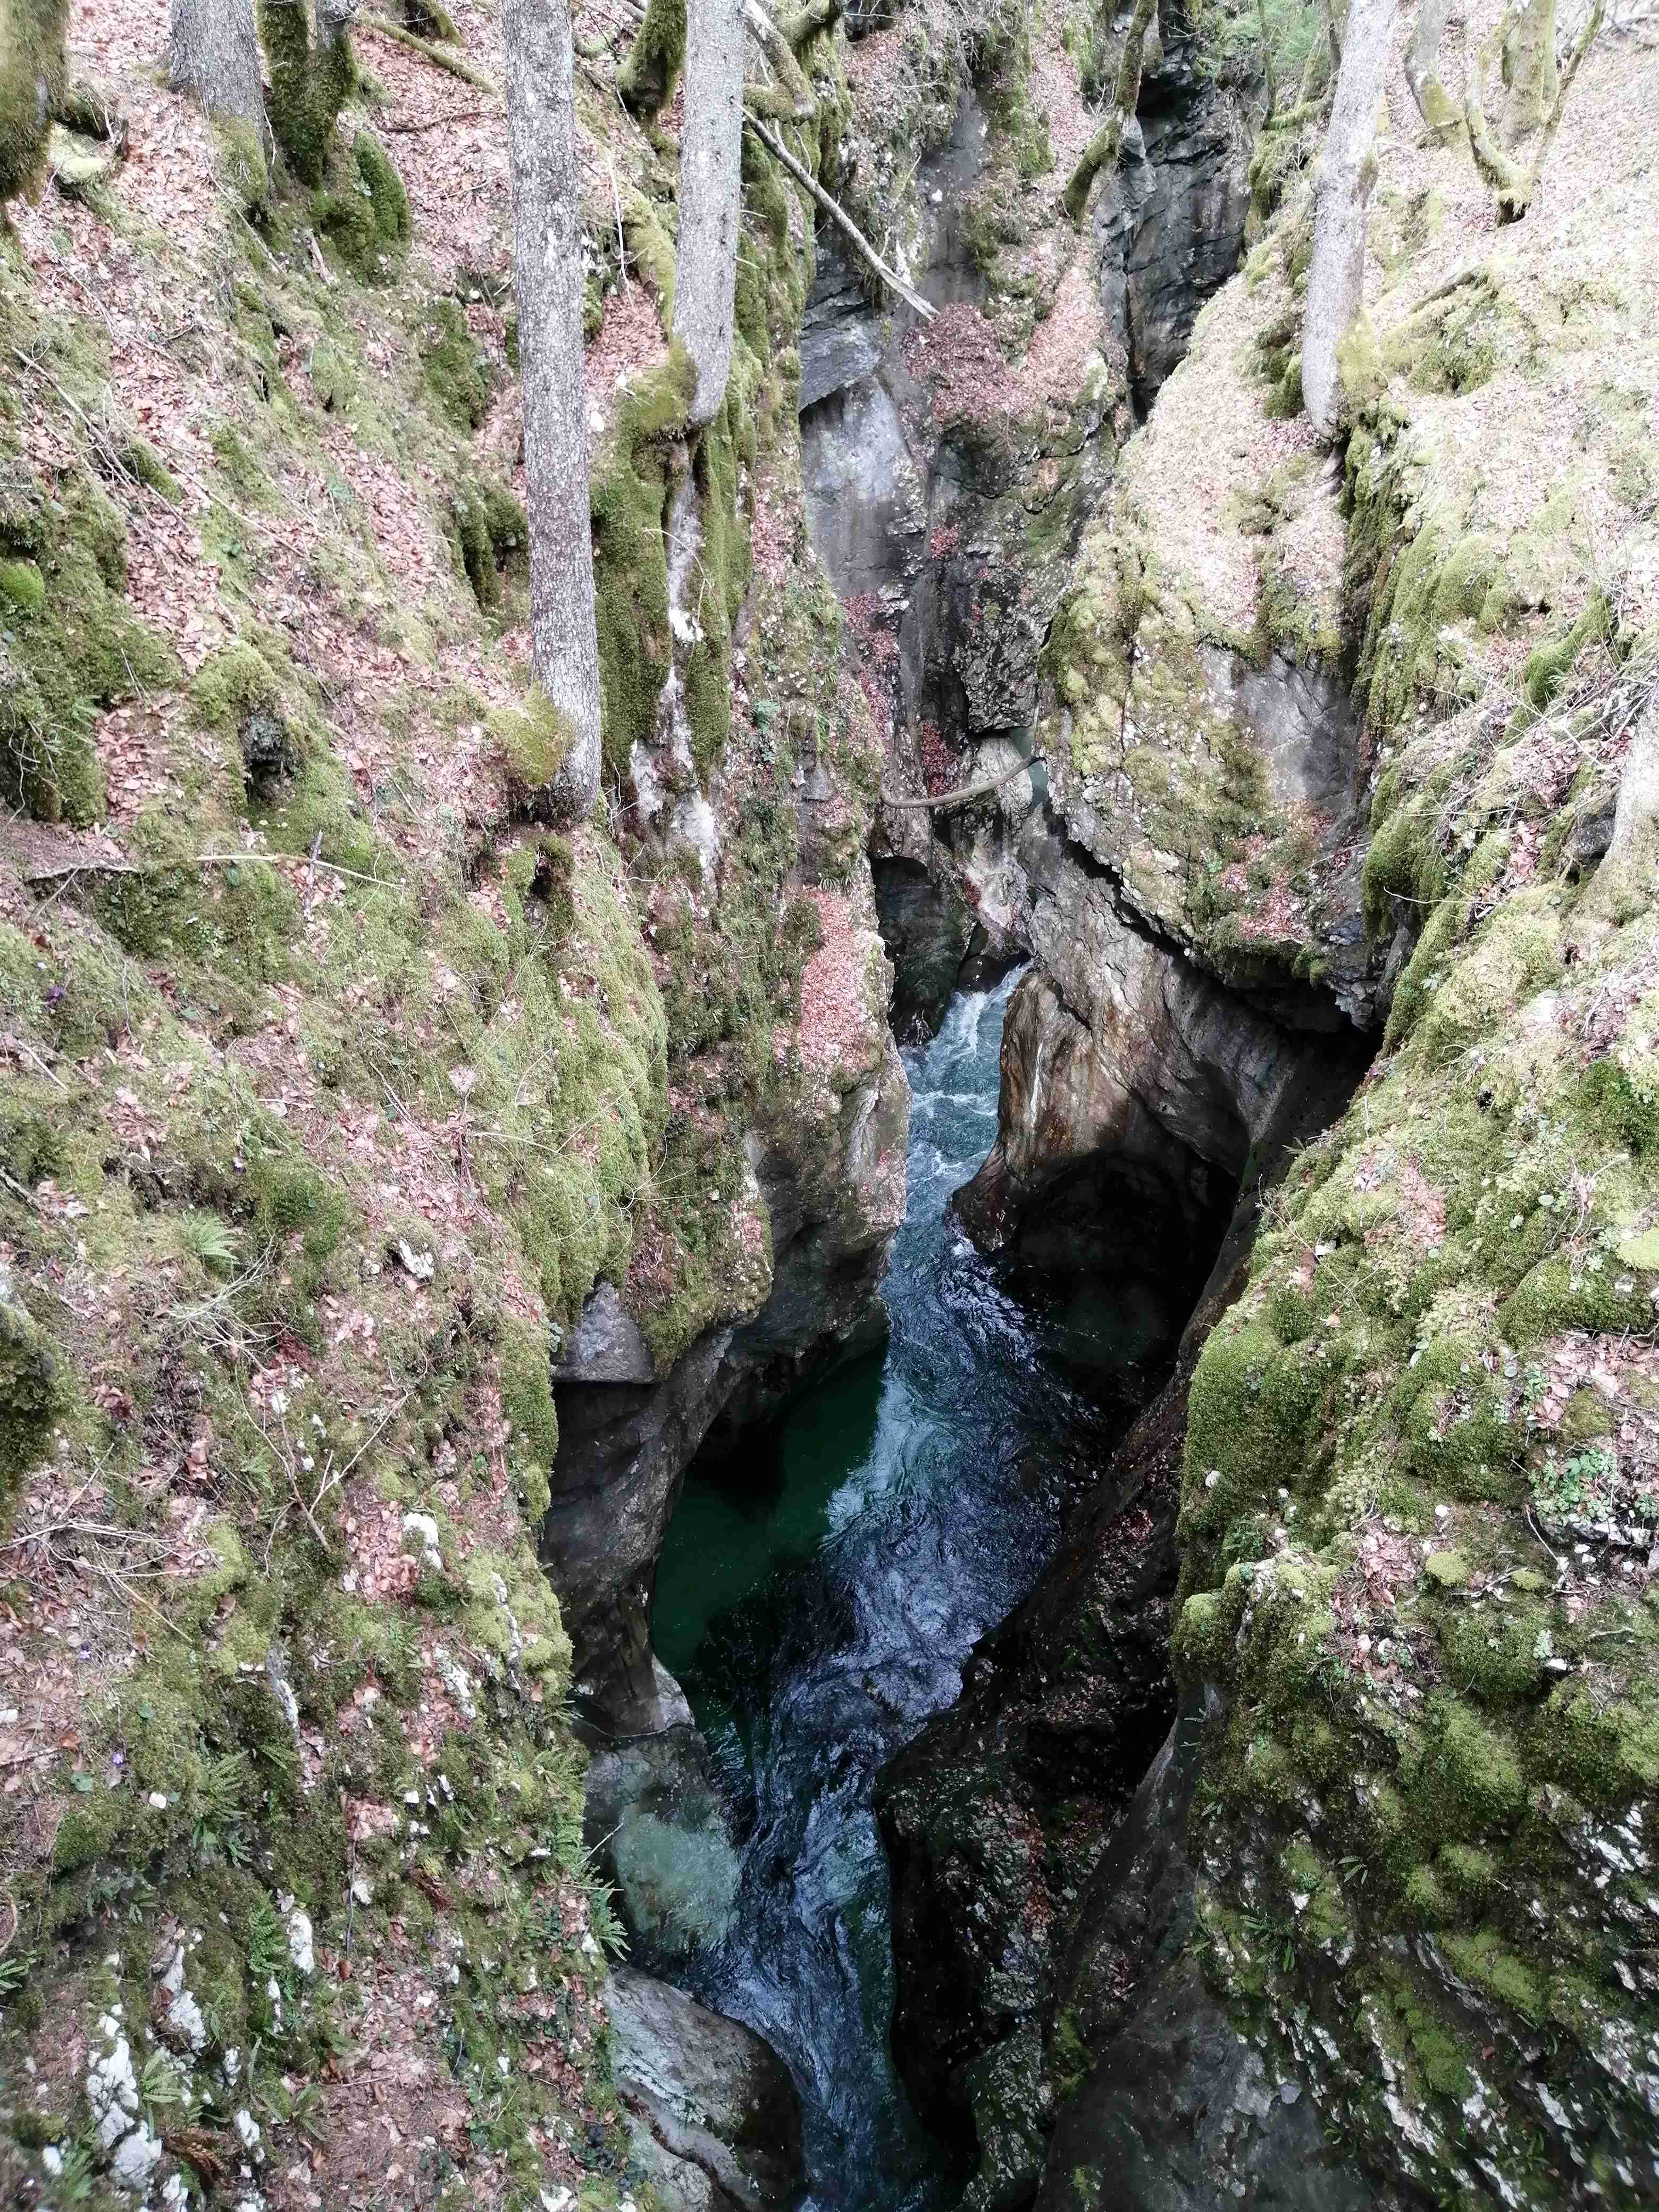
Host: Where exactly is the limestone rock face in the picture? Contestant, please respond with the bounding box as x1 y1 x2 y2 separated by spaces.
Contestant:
607 1967 805 2212
802 11 1254 1036
873 855 995 1043
917 13 1659 2207
1033 1711 1398 2212
953 818 1372 1309
544 1322 735 1735
552 1280 656 1385
1091 8 1255 412
545 1003 909 1733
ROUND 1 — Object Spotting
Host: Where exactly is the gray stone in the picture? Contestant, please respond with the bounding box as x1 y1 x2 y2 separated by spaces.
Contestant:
874 854 977 1042
798 232 886 411
1091 24 1253 413
1031 1709 1402 2212
607 1968 804 2212
552 1278 656 1385
952 851 1371 1292
584 1722 742 1959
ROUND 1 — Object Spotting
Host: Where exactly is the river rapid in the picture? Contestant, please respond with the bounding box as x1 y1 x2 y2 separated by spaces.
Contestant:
650 973 1163 2208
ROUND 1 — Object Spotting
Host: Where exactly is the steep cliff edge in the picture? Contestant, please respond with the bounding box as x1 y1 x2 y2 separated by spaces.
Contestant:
798 0 1256 1034
0 0 907 2199
885 4 1659 2206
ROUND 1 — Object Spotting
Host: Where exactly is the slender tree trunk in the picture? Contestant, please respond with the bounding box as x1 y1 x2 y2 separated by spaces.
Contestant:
675 0 744 426
1317 0 1344 76
1258 0 1278 123
500 0 603 820
170 0 264 127
1300 0 1397 435
1501 0 1556 136
1404 0 1463 141
1464 0 1602 220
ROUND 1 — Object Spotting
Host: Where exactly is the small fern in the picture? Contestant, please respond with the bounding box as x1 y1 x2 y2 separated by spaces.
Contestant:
246 1891 288 1988
585 1879 630 1963
181 1210 241 1273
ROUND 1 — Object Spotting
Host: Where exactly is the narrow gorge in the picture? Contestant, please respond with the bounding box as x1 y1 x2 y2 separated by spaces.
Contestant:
1 0 1657 2208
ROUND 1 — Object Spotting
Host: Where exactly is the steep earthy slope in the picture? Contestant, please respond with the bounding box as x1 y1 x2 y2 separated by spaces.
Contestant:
0 0 906 2200
1161 16 1659 2193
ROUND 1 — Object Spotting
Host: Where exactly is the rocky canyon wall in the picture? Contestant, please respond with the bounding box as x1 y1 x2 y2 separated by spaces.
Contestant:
880 4 1659 2208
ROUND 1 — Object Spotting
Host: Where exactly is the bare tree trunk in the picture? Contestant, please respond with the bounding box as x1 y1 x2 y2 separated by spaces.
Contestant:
1403 0 1463 141
1501 0 1556 135
170 0 263 127
675 0 744 426
1300 0 1397 435
1311 0 1345 80
1258 0 1278 122
500 0 602 822
1464 0 1602 220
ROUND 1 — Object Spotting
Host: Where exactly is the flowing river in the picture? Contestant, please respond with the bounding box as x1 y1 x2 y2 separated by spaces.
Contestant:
650 972 1165 2208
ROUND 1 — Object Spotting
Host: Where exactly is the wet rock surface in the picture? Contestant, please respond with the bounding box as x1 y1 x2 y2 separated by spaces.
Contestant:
584 1717 743 1958
543 1020 909 1733
873 855 978 1041
607 1967 806 2212
880 1010 1370 2204
876 1344 1198 2184
1033 1708 1404 2212
1092 13 1255 414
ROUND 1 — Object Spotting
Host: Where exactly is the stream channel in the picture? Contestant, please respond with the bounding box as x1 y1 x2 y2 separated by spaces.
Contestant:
649 971 1176 2207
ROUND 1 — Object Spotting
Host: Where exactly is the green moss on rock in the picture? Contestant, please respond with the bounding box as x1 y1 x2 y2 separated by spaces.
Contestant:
420 295 492 429
617 0 686 118
0 0 66 206
314 129 412 282
257 0 356 186
0 463 175 824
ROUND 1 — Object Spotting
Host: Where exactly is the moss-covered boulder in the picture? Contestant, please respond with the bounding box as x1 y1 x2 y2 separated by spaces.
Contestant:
0 0 66 207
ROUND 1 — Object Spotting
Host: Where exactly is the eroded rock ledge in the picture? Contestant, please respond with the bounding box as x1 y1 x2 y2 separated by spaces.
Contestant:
883 6 1659 2207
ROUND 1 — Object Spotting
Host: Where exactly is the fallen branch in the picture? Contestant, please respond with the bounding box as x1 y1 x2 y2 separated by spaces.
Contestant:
883 754 1043 811
305 228 337 287
360 11 501 91
744 116 934 321
0 1168 41 1212
18 849 397 891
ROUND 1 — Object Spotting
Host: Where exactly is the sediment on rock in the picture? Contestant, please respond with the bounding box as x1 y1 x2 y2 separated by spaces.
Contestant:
608 1966 806 2212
